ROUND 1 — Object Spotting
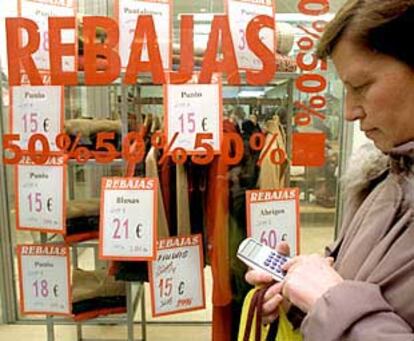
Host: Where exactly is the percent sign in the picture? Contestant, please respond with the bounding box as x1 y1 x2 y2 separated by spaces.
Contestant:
151 132 188 165
55 133 92 163
249 133 287 165
295 20 328 127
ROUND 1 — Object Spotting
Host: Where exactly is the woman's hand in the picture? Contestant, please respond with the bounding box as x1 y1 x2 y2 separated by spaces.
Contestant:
244 242 290 324
282 254 343 313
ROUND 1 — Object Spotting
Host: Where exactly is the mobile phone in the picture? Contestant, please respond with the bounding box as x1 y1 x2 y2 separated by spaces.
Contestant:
237 237 290 282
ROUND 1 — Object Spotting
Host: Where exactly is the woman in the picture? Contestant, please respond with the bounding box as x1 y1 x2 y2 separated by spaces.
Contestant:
246 0 414 339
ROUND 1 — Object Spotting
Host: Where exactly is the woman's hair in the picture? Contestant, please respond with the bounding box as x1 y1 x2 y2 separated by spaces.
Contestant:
316 0 414 67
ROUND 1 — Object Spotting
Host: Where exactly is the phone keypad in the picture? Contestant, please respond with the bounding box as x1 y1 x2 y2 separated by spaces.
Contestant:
263 252 288 277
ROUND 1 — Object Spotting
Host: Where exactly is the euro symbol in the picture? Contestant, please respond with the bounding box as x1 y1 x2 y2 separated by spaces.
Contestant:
47 198 53 212
178 282 185 295
201 118 208 132
43 118 50 132
53 284 58 297
136 223 142 238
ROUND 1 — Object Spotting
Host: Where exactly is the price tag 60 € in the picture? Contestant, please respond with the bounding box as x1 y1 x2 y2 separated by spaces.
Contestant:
17 244 71 316
246 188 300 256
99 177 158 261
16 157 66 233
149 234 206 317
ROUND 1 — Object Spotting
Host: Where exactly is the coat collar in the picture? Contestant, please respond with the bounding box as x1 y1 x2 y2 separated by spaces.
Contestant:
389 141 414 174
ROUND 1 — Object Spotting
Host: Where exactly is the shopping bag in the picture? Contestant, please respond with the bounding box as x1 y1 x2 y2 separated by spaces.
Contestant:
276 307 303 341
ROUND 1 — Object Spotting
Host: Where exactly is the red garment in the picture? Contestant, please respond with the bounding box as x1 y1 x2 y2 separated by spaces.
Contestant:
206 119 239 341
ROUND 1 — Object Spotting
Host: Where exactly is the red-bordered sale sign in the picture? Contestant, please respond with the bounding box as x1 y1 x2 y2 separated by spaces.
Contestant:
16 156 66 234
225 0 275 70
148 234 206 317
246 188 300 256
99 177 158 261
164 75 223 154
18 0 77 72
10 86 64 151
17 244 71 316
115 0 172 70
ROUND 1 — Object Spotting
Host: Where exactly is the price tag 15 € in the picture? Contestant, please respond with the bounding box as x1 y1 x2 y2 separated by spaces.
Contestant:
11 86 64 151
17 244 71 316
246 188 300 256
165 80 223 154
148 234 206 317
99 177 158 261
16 157 66 234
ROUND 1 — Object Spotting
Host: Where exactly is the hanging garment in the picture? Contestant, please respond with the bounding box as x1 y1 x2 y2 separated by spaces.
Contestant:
72 269 127 321
206 119 239 341
176 164 191 236
145 146 170 238
257 117 288 190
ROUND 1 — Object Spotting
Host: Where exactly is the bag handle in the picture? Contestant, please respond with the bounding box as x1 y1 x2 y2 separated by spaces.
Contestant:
243 283 273 341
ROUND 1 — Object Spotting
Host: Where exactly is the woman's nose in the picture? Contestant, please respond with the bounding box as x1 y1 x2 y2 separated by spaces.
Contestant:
345 106 365 122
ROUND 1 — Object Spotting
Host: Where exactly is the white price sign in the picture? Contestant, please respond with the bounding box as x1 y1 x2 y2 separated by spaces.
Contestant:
149 235 205 317
165 79 223 153
18 0 77 72
11 86 63 150
117 0 171 69
246 188 300 255
226 0 275 70
16 157 66 233
17 244 71 316
99 177 158 261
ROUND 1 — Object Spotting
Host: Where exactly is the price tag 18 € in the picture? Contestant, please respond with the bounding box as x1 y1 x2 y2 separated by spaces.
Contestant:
148 234 206 317
246 188 300 256
226 0 275 70
16 157 66 234
17 244 71 316
18 0 76 72
165 79 223 154
11 86 64 151
99 177 158 261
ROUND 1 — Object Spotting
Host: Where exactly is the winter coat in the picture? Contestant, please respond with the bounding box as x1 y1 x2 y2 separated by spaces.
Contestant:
302 141 414 340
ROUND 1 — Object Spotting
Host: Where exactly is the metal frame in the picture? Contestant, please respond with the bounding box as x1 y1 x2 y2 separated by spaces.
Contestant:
0 58 19 324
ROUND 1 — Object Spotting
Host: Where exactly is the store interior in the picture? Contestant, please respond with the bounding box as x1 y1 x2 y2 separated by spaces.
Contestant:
0 0 366 339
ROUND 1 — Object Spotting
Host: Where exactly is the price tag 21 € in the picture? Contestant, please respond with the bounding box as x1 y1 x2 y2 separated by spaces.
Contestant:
99 177 158 261
17 244 71 316
149 234 206 317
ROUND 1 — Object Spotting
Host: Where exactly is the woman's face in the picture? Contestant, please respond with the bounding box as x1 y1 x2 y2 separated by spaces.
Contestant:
332 38 414 152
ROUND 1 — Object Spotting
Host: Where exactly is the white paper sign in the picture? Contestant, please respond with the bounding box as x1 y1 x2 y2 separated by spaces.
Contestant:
17 244 71 315
226 0 274 70
99 177 158 260
16 157 66 233
11 86 63 151
149 235 205 317
118 0 171 69
18 0 76 72
246 188 300 255
166 80 222 153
